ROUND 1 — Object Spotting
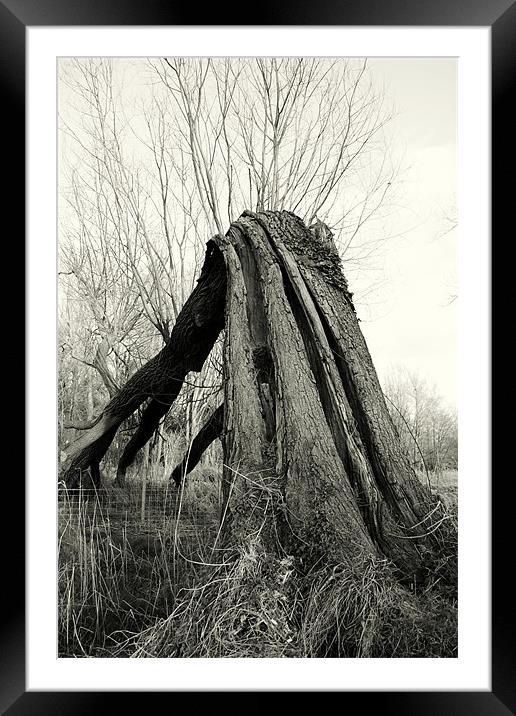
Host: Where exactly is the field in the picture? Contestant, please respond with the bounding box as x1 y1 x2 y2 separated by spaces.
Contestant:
58 466 458 658
417 468 458 510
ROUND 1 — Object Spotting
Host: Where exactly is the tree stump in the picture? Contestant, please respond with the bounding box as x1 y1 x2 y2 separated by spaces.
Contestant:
61 210 456 586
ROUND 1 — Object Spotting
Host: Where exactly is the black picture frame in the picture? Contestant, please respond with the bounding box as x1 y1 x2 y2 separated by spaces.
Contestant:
5 0 508 712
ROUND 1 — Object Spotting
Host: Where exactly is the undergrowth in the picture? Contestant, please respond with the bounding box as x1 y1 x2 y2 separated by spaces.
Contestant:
58 465 458 658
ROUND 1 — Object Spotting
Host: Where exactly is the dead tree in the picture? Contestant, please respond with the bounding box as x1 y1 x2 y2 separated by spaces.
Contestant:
60 241 226 487
61 210 455 584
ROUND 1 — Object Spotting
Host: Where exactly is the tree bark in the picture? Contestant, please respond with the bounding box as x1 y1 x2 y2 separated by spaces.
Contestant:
170 403 224 484
213 210 454 582
61 240 226 487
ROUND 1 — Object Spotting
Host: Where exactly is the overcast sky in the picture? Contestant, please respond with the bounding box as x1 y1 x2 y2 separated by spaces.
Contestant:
356 58 457 407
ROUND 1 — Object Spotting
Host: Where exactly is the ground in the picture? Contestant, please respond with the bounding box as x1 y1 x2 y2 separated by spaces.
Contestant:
58 466 458 658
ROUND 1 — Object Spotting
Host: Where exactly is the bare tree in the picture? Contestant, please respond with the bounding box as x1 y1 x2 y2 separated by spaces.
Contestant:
149 57 398 256
60 59 181 345
384 366 458 475
59 59 223 464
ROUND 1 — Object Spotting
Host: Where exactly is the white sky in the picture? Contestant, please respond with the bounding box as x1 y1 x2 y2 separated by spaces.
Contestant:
356 58 457 407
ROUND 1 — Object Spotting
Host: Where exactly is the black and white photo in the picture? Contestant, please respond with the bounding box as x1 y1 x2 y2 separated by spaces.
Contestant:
57 55 458 660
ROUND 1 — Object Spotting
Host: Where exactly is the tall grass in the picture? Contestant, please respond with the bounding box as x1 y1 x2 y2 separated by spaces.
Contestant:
58 467 220 657
58 465 458 658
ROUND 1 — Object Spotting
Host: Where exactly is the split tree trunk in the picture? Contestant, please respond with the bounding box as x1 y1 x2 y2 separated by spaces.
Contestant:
60 240 226 488
61 210 454 584
215 210 454 582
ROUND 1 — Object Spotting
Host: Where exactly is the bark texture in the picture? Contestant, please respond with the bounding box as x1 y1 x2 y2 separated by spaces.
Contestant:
170 403 224 484
61 241 226 487
213 210 454 581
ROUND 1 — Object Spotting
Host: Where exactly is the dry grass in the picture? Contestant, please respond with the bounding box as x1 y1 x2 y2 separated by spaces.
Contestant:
300 557 457 658
123 537 298 658
58 465 458 658
58 466 220 657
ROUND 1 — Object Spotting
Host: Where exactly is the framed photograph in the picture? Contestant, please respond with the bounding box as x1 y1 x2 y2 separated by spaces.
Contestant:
5 0 507 711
